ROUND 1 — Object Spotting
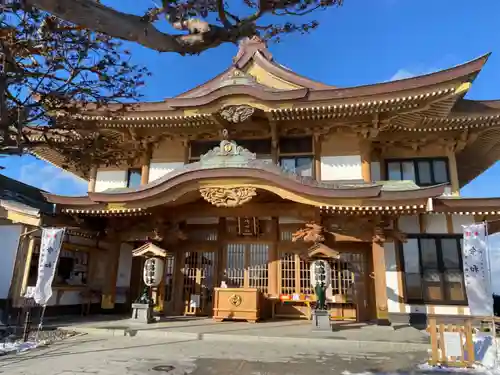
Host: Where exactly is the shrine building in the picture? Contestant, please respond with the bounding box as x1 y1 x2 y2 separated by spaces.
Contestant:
11 37 500 325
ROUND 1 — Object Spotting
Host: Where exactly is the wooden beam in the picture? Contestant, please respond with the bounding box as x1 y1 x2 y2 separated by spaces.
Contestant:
101 240 121 309
372 238 391 325
141 143 153 185
447 146 460 196
314 134 322 181
171 203 316 221
268 217 279 297
20 235 36 297
88 166 97 193
360 140 372 183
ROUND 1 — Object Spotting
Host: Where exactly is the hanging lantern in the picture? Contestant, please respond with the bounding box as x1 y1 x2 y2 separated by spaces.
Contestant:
309 259 331 287
143 257 164 287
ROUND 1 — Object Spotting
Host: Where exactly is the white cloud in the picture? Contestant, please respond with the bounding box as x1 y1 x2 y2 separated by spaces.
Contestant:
389 69 417 81
18 161 87 196
389 67 440 81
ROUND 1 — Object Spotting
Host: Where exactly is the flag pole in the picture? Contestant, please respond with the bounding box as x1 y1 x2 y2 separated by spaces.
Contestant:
484 221 498 368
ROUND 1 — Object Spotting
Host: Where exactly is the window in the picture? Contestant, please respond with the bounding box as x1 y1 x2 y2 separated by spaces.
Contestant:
386 158 449 186
225 243 269 293
279 136 313 177
280 157 313 177
127 168 142 188
400 236 466 305
28 243 90 287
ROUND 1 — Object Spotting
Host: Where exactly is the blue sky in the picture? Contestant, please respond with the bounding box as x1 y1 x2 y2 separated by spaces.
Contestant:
1 0 500 197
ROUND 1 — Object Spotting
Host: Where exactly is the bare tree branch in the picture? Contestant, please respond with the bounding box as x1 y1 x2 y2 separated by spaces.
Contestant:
23 0 343 54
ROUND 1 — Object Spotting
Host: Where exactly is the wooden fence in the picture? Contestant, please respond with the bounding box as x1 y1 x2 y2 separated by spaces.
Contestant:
427 314 498 368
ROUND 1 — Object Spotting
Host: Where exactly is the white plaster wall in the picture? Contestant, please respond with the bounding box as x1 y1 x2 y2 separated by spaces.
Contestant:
0 225 22 299
425 214 448 234
398 215 420 234
95 170 127 192
370 161 381 181
320 155 363 181
384 242 401 313
441 186 453 197
452 215 474 234
149 162 185 183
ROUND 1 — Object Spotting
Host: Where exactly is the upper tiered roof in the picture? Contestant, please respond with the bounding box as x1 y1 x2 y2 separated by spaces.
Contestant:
31 37 500 185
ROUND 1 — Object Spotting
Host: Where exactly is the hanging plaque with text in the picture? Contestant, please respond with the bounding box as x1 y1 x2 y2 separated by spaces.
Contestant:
462 223 493 316
33 228 66 305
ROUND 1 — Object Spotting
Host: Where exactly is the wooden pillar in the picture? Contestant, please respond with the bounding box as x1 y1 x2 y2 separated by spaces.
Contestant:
154 259 166 314
217 217 226 286
183 139 190 164
268 217 279 296
141 144 153 185
20 235 36 297
313 134 321 181
360 140 372 183
371 235 391 325
271 140 278 165
101 240 121 310
88 166 97 193
447 146 460 196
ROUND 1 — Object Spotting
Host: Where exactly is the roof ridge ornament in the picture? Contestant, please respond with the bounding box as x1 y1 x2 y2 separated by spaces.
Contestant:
199 130 256 168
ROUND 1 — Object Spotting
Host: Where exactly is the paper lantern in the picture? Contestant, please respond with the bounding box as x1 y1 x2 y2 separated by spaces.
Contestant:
143 257 164 287
309 259 331 287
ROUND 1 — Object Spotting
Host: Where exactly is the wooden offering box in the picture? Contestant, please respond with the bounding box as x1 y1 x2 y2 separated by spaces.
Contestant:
213 288 261 323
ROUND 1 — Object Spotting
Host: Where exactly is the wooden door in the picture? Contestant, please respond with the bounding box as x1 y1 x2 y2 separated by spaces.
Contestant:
224 243 269 293
182 251 217 315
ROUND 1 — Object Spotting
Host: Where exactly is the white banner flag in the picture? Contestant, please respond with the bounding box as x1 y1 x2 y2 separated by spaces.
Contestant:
33 227 66 305
462 223 493 316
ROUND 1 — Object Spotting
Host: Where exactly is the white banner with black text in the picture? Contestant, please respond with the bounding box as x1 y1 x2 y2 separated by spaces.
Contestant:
462 223 493 316
33 227 66 305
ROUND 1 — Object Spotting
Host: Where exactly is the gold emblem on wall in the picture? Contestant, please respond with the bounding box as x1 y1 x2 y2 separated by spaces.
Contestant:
199 186 257 207
228 294 242 307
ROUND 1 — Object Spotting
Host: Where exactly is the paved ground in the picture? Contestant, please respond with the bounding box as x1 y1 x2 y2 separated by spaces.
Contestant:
53 315 430 348
0 334 431 375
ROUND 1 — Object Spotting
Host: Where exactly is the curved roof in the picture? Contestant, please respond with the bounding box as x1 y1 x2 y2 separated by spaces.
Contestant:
44 139 447 211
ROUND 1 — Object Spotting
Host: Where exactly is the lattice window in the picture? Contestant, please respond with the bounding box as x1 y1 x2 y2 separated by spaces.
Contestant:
188 229 218 241
278 252 366 299
226 244 245 287
183 252 197 314
299 258 312 295
225 243 269 293
200 251 216 314
280 230 294 241
182 251 217 315
329 252 366 302
164 254 175 303
279 252 296 295
248 244 269 294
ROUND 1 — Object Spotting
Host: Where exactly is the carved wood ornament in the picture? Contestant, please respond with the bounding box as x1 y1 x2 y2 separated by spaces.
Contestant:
219 105 255 123
292 223 326 243
199 186 257 207
106 217 187 243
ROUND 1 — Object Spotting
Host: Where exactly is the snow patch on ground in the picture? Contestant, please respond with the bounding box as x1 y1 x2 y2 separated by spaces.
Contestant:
0 340 46 356
342 335 500 374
